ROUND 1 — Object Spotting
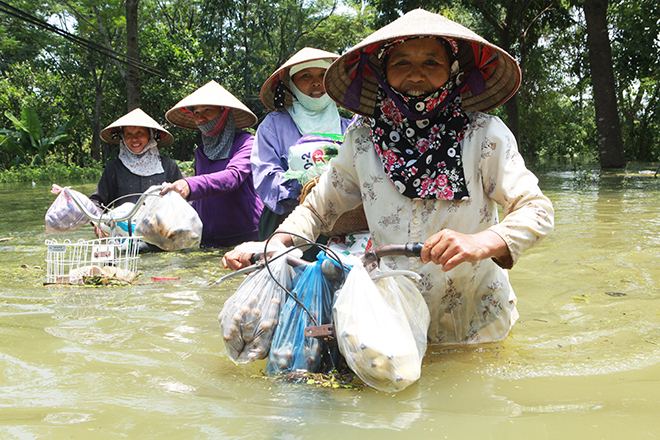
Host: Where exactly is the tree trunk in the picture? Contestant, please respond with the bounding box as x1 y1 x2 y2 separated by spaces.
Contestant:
80 56 106 162
583 0 626 168
91 92 103 162
126 0 141 111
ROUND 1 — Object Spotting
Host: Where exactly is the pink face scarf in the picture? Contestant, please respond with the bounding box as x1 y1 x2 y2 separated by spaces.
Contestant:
369 36 470 200
196 107 237 161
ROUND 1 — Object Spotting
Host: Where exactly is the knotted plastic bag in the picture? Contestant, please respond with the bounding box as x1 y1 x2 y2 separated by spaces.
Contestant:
265 252 343 375
45 184 100 233
135 189 202 251
218 253 296 363
333 263 430 392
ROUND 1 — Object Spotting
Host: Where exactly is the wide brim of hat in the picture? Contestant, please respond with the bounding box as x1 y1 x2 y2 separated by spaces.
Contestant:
100 108 174 147
324 8 522 117
260 47 340 111
165 80 258 130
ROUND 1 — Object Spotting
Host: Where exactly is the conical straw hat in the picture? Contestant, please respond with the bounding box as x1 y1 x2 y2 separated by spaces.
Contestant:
260 47 340 111
101 108 174 147
166 80 258 130
324 8 521 117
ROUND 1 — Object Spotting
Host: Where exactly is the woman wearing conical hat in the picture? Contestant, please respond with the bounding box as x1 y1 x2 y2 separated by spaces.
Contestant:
161 81 263 248
91 108 183 212
225 10 554 345
251 47 353 241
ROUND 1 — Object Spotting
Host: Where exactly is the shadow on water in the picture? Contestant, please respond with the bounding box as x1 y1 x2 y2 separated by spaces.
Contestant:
2 170 660 439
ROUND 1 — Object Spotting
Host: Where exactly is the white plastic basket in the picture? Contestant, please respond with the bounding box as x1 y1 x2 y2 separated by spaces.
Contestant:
45 236 142 285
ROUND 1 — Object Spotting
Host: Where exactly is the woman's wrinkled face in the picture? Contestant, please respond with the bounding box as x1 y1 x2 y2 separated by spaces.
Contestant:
122 126 150 154
385 38 451 96
291 67 326 98
192 105 223 126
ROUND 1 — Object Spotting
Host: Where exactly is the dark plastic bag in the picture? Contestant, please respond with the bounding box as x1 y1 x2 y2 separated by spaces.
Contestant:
218 254 297 363
265 252 345 375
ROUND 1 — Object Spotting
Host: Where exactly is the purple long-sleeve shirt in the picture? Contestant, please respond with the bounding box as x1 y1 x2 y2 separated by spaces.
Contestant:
251 109 351 215
185 130 263 248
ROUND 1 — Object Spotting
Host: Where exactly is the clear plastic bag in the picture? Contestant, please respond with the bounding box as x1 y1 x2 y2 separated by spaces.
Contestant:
45 184 100 234
98 202 139 237
265 252 343 375
333 263 430 392
283 133 343 186
135 189 202 251
327 231 372 256
218 254 296 363
374 273 430 363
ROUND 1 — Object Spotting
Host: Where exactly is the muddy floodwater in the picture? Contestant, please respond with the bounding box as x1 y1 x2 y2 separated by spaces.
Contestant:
2 165 660 439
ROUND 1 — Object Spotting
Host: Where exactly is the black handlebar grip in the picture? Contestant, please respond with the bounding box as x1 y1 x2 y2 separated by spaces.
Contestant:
249 253 261 265
405 242 424 257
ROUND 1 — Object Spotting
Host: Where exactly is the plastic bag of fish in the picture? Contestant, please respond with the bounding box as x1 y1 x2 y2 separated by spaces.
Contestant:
265 253 345 375
333 262 430 392
218 254 297 363
45 184 100 233
135 188 202 251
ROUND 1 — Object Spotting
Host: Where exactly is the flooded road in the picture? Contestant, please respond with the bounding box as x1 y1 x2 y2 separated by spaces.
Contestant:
1 167 660 439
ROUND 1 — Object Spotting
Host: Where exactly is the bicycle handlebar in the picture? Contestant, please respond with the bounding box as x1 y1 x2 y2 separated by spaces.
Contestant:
252 242 423 272
217 242 423 285
360 242 423 273
63 185 163 225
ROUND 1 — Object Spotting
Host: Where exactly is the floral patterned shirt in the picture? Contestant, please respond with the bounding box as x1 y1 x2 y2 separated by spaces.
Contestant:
278 112 554 345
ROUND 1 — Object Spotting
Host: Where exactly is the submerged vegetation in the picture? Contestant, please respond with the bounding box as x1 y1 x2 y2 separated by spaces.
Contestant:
258 369 361 390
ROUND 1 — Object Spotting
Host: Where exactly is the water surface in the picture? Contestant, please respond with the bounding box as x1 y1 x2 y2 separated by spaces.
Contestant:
2 169 660 439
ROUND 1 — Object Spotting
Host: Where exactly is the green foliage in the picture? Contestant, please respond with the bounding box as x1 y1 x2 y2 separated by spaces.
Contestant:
175 160 195 178
0 107 76 167
0 160 104 183
195 0 363 116
302 1 375 54
609 0 660 162
0 1 54 75
514 8 596 160
0 0 656 169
